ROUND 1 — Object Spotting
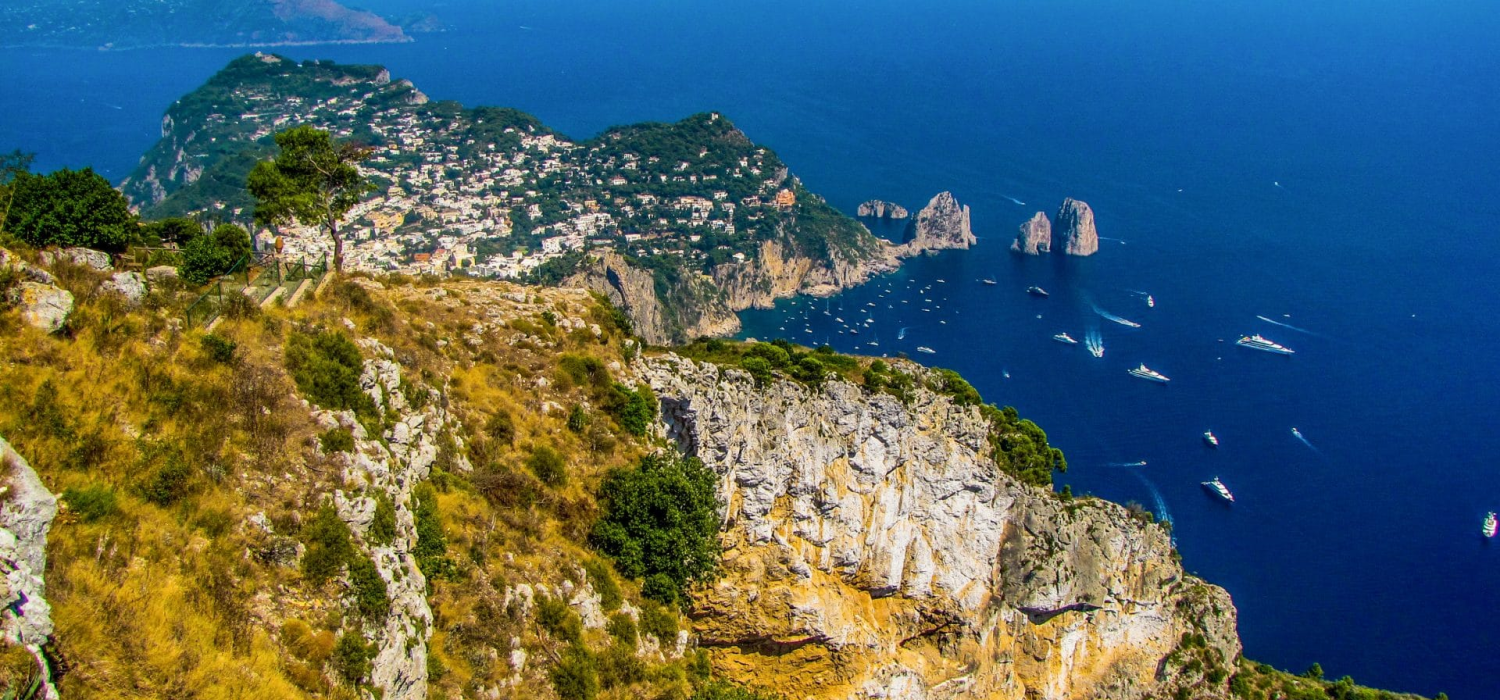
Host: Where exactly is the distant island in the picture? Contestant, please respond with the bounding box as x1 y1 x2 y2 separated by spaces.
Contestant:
0 0 410 50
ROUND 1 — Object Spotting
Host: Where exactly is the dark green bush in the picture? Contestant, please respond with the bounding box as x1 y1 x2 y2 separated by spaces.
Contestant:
178 230 242 285
349 556 390 620
549 644 600 700
5 168 137 251
62 484 118 522
331 632 374 685
604 383 655 437
582 558 622 611
526 445 567 487
590 452 721 604
284 329 375 416
141 458 194 507
692 680 783 700
301 502 355 585
567 405 591 433
741 356 773 386
200 333 237 364
413 483 456 581
598 642 645 689
933 368 982 406
536 595 582 644
318 427 354 453
485 409 515 445
368 493 396 545
605 612 637 644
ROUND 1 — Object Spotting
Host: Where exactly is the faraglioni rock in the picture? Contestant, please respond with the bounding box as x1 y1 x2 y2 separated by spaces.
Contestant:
902 191 976 251
1011 211 1052 255
856 199 910 219
1055 197 1099 256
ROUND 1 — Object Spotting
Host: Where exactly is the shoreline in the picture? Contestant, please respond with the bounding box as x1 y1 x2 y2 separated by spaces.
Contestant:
0 37 414 52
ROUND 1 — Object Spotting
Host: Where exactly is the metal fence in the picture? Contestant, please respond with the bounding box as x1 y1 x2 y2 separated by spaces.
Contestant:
183 253 328 328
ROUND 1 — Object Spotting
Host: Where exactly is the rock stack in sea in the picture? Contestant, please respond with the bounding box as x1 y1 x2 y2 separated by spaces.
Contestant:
1055 197 1099 256
856 199 910 219
1011 211 1052 255
902 191 976 251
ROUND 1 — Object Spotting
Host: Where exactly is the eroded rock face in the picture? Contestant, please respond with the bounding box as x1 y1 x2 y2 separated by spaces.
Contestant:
565 251 739 345
1011 212 1052 255
636 356 1238 700
102 271 147 306
857 200 910 219
1055 198 1099 256
902 192 976 252
0 436 61 700
38 247 111 271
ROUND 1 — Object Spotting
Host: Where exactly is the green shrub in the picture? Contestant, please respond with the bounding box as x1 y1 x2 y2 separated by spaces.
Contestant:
141 458 194 507
178 231 240 285
590 452 721 604
62 484 118 522
526 445 567 487
598 642 645 689
485 409 515 445
638 600 678 642
605 612 637 644
549 644 600 700
318 427 354 454
413 483 456 581
558 353 612 392
331 632 374 686
793 357 825 385
200 333 237 364
536 596 582 644
692 680 783 700
567 405 591 433
933 368 982 406
349 556 390 620
604 383 655 437
284 330 375 416
368 493 396 545
741 356 773 386
5 168 137 251
981 404 1067 487
582 558 622 611
744 343 790 368
301 502 355 585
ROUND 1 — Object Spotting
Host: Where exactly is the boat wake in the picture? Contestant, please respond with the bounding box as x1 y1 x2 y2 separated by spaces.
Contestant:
1291 428 1321 455
1003 195 1026 206
1092 304 1142 328
1256 315 1322 338
1133 471 1173 526
1107 460 1148 468
1099 237 1127 245
1085 328 1104 358
897 326 909 340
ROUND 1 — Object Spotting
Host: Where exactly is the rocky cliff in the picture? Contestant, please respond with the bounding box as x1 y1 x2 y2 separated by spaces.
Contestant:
857 200 910 219
1055 198 1099 256
637 355 1239 700
1011 211 1052 255
565 252 741 345
0 437 60 699
901 192 977 253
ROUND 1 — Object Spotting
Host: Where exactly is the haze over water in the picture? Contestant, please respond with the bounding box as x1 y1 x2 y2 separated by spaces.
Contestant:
3 1 1498 696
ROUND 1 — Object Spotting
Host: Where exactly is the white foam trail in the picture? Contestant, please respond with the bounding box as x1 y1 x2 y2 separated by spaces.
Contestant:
1099 237 1127 245
1255 315 1320 337
1085 328 1104 358
1092 304 1142 328
1133 471 1173 525
1292 429 1321 455
897 327 909 340
1107 461 1148 468
1003 195 1026 206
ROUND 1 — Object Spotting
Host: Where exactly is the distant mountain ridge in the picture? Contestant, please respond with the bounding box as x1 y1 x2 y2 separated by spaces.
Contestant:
0 0 408 49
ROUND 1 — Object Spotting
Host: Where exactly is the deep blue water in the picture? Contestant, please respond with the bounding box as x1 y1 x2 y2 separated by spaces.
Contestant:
3 1 1498 696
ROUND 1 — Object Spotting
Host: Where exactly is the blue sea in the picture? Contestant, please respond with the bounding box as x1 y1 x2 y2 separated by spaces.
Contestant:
3 1 1498 696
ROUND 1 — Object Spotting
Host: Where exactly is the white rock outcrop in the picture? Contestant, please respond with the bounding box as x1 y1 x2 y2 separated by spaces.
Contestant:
636 355 1238 700
0 436 60 700
15 282 74 334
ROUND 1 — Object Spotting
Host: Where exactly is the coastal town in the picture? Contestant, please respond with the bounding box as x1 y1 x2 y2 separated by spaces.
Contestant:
127 54 818 281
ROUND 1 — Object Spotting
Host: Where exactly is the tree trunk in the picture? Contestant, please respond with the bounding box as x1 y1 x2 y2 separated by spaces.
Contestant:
328 217 344 273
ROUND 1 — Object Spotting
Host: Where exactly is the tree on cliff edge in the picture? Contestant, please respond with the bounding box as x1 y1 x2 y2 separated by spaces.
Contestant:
247 125 372 272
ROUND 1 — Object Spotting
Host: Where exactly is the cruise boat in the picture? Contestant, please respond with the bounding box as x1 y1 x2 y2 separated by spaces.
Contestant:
1026 286 1050 297
1291 427 1304 440
1236 334 1295 355
1203 431 1219 448
1202 477 1235 503
1052 332 1079 345
1484 512 1497 538
1127 364 1170 383
1146 295 1155 308
982 278 997 285
916 346 937 355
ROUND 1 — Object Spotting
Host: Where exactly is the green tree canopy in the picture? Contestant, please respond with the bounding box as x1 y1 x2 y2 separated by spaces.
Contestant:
4 167 137 251
141 216 203 245
246 125 372 271
590 452 722 605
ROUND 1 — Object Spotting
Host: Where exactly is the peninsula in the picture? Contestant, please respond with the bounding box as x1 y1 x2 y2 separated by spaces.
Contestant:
0 0 409 50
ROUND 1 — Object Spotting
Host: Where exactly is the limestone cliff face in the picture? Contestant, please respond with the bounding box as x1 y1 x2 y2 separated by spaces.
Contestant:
901 192 976 252
565 252 739 345
857 200 910 219
0 436 60 700
1011 211 1052 255
713 239 899 313
636 356 1239 700
1055 198 1099 256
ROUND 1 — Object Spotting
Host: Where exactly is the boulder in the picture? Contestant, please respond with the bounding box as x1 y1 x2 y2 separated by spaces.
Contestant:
39 247 111 271
1055 197 1099 256
1011 211 1052 255
101 271 147 306
15 282 74 333
0 435 61 699
145 265 179 284
0 249 55 285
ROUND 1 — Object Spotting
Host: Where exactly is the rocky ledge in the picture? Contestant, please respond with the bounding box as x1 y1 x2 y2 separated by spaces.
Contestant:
857 200 910 219
635 355 1239 700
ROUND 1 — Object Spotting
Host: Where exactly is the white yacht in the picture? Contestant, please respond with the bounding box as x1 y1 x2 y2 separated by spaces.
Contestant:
1202 477 1235 503
1483 511 1497 538
916 346 936 355
1236 334 1294 355
1052 332 1079 345
1127 364 1170 383
1203 431 1219 448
